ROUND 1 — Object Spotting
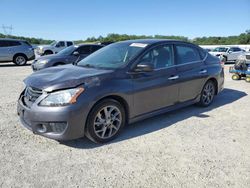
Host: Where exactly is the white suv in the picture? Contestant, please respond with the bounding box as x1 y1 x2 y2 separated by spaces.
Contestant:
209 46 245 62
36 41 74 56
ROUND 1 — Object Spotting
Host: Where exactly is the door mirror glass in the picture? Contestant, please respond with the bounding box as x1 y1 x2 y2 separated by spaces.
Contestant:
73 51 80 56
134 63 154 72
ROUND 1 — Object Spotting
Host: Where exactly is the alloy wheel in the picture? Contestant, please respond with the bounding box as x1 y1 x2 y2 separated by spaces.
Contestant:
202 82 215 105
15 56 26 65
93 105 122 139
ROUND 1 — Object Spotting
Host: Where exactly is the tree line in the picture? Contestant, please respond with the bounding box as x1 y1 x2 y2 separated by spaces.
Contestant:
1 30 250 45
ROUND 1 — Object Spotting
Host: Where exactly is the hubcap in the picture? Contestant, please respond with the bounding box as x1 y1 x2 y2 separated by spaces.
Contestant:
94 105 122 139
16 56 26 65
202 83 215 105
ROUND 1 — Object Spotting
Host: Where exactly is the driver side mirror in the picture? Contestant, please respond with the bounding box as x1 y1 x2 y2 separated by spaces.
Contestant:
134 63 154 72
73 51 80 56
228 50 233 54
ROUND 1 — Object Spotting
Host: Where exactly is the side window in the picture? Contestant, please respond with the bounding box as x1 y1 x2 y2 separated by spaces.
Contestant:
67 42 73 47
8 41 21 46
91 45 103 52
0 41 6 47
199 48 207 59
76 46 92 54
233 48 241 52
139 45 174 69
176 45 201 64
0 41 11 47
57 41 65 47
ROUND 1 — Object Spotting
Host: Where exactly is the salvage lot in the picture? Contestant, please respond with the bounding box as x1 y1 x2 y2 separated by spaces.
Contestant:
0 62 249 187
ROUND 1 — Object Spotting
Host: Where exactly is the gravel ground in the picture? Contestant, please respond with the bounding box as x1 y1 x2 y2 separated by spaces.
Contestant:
0 62 249 188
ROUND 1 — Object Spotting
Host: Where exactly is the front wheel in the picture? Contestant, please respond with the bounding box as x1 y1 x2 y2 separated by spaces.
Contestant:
198 81 216 107
85 99 126 143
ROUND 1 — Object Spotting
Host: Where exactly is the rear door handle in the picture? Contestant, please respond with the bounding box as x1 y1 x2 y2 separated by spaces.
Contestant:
199 69 207 74
168 75 179 80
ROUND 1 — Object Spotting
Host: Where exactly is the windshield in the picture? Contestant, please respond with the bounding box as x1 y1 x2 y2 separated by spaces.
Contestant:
57 46 77 55
50 41 57 46
212 47 228 52
77 42 148 69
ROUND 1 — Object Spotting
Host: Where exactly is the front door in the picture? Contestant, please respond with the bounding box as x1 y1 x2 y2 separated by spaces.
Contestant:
132 44 179 116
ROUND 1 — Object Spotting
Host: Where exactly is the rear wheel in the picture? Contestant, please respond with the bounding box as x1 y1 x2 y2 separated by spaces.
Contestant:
85 99 126 143
13 54 27 66
198 81 216 107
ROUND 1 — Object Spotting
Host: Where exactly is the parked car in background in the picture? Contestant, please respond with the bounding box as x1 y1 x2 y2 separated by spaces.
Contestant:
0 38 35 65
32 44 104 71
209 46 245 62
36 41 74 56
18 39 224 143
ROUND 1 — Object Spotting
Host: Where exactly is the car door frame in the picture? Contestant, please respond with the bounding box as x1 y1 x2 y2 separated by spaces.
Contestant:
173 42 208 103
128 42 180 117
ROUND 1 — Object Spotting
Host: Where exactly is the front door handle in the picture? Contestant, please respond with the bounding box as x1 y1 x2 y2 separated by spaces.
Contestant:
168 75 179 80
199 69 207 74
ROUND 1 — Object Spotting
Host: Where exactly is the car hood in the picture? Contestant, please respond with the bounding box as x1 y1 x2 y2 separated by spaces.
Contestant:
37 45 50 49
35 54 66 62
24 65 113 91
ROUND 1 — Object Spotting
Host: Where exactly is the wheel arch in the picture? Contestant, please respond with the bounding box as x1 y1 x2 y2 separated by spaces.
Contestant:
206 77 218 95
86 94 130 126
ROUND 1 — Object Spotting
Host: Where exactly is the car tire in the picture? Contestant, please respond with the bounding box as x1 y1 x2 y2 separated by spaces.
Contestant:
85 99 126 143
198 80 216 107
13 54 27 66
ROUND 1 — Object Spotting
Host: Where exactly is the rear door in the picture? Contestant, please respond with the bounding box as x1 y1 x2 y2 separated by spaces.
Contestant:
0 40 12 61
132 44 179 116
175 44 208 103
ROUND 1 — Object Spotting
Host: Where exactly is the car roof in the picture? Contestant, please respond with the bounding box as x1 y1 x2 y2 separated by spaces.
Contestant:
0 38 27 42
117 39 194 46
77 43 104 47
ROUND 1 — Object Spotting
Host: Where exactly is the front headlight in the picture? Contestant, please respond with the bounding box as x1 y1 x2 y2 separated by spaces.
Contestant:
39 87 84 106
37 60 48 64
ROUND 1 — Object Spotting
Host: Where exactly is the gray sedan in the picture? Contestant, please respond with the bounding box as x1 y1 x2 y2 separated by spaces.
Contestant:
32 44 103 71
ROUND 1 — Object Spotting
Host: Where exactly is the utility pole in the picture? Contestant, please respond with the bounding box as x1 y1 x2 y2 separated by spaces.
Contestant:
2 24 13 35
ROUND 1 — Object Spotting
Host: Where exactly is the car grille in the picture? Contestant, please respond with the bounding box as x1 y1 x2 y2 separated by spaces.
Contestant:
246 55 250 60
23 87 43 107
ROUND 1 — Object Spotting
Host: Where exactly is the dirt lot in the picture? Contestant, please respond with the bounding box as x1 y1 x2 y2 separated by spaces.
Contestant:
0 62 249 188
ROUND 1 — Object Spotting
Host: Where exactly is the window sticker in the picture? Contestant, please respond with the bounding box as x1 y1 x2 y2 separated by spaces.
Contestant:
130 43 148 48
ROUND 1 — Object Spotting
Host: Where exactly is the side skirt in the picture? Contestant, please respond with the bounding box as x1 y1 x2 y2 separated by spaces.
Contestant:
129 96 200 124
